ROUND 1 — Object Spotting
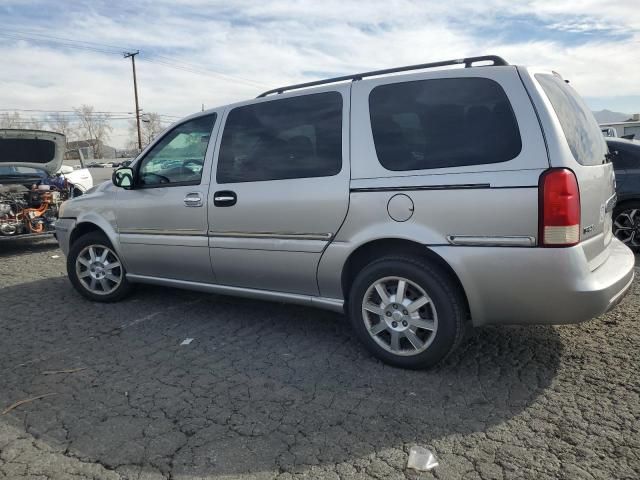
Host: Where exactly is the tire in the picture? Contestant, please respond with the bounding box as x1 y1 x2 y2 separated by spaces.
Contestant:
347 256 467 369
613 201 640 252
67 231 133 302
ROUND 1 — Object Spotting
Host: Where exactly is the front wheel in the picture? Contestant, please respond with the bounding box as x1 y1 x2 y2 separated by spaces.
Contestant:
348 257 467 369
67 231 133 302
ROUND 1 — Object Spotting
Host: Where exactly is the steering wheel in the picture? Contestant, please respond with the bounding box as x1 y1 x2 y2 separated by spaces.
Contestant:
183 159 204 170
141 172 170 185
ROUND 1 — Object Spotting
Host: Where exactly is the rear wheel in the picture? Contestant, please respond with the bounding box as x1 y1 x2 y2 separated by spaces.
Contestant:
348 256 467 369
613 201 640 251
67 231 132 302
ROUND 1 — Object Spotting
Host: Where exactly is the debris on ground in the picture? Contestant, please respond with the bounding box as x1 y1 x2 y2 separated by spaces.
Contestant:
42 367 87 375
1 393 57 415
180 338 194 346
407 446 439 471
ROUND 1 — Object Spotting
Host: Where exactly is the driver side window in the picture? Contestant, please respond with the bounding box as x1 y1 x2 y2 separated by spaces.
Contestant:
138 114 217 187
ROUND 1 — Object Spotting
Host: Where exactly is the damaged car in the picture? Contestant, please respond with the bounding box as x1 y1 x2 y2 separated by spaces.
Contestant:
0 129 92 240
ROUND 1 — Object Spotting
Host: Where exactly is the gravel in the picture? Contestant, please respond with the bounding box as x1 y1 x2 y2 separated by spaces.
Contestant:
0 237 638 480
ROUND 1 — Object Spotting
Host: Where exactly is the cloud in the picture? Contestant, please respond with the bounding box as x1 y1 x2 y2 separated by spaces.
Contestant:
0 0 639 147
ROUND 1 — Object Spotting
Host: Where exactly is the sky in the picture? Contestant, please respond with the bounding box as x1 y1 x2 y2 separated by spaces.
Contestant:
0 0 639 148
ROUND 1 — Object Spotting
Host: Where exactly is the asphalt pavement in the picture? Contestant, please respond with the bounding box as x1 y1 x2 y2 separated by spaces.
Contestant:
0 238 638 480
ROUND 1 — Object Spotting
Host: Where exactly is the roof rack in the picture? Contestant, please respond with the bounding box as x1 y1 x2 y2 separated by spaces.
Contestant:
257 55 508 98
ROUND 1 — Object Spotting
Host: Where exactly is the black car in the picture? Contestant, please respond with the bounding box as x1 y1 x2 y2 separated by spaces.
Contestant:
607 138 640 250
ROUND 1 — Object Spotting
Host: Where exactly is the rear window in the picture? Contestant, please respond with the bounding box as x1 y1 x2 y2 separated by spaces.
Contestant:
0 138 55 164
535 74 607 166
368 77 522 171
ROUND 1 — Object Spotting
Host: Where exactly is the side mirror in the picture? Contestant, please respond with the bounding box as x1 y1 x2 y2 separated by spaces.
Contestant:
59 165 74 175
112 167 134 189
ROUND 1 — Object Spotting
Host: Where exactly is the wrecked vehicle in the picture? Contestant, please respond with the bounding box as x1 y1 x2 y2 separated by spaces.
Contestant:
0 129 92 239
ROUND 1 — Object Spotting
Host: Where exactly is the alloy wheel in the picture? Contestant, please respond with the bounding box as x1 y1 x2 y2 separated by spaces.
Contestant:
613 209 640 248
75 244 123 295
361 276 438 356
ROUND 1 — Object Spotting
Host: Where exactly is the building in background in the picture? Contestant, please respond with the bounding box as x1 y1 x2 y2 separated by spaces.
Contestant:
599 114 640 139
67 139 117 160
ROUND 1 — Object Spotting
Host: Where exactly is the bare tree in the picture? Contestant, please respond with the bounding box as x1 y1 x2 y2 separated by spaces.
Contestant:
73 104 113 158
0 111 22 128
129 112 165 149
48 113 76 142
26 117 44 130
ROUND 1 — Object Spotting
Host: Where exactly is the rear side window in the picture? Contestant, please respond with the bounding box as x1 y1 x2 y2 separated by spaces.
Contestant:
369 77 521 171
536 74 607 166
217 92 342 183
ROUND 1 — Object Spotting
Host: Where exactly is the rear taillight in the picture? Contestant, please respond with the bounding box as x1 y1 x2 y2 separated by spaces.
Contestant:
539 168 580 247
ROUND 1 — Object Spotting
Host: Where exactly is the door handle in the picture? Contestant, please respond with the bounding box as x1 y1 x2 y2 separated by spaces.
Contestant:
213 190 237 207
184 192 203 207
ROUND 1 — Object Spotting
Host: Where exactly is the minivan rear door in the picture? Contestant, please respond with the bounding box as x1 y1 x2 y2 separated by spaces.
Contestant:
524 71 616 268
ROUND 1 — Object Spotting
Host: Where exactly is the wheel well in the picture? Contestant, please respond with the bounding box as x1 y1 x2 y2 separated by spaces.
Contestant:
614 198 640 212
69 222 106 247
341 238 470 318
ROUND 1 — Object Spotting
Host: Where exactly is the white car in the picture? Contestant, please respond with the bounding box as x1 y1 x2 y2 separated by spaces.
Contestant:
59 163 93 195
0 129 92 239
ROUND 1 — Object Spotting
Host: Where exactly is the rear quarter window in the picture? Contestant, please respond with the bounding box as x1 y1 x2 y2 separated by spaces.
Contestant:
368 77 522 171
535 73 607 166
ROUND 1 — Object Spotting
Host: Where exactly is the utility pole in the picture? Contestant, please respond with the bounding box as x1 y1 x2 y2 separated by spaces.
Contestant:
124 51 142 150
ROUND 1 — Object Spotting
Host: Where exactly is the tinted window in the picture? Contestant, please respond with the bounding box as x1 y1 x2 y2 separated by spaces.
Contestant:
0 138 55 164
536 74 607 166
608 141 640 170
138 114 216 187
368 77 521 171
217 92 342 183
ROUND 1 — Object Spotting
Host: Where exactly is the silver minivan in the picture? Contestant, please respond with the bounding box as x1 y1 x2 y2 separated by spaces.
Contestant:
56 55 635 368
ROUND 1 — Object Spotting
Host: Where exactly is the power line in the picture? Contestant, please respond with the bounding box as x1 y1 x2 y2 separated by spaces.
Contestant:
0 29 268 88
0 27 135 52
144 55 267 88
0 32 123 56
0 109 182 119
0 108 135 114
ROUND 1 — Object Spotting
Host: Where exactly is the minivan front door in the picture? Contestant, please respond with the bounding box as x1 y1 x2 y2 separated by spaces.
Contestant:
208 87 350 295
116 113 219 283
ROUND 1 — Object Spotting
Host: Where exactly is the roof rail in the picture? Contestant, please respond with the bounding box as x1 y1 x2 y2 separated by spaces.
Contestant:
257 55 508 98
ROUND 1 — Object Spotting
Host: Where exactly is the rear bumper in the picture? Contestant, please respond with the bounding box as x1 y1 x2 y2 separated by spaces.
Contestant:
431 237 635 326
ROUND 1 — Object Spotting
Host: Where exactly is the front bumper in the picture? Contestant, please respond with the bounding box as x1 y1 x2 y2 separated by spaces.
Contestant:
54 218 76 256
431 237 636 326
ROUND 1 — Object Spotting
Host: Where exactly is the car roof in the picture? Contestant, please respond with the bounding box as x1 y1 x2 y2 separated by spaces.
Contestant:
606 138 640 147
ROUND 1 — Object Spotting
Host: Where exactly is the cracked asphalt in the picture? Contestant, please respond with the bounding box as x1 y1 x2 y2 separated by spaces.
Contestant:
0 237 639 480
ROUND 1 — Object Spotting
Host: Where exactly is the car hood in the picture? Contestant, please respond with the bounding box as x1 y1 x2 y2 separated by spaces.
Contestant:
0 129 65 175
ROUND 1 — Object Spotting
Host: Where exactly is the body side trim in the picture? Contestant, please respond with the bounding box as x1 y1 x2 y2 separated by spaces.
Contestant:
208 231 333 241
446 235 536 247
126 274 344 313
120 228 207 236
350 183 489 192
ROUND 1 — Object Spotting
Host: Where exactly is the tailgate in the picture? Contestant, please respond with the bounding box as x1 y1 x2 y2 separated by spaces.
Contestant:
533 73 615 268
